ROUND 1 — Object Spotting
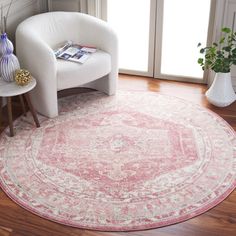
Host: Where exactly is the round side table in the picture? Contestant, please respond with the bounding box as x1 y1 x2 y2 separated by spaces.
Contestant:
0 78 40 137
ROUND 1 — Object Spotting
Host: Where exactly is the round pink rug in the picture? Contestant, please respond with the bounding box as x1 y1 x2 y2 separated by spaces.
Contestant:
0 91 236 231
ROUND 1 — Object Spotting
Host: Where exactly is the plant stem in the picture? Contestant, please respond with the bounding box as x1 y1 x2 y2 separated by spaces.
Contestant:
6 0 13 20
0 4 3 34
4 0 13 33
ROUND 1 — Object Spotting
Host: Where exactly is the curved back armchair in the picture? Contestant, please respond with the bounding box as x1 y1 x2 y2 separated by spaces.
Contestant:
16 12 118 118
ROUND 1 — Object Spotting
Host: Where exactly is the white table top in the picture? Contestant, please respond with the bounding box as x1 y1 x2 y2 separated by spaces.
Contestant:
0 77 36 97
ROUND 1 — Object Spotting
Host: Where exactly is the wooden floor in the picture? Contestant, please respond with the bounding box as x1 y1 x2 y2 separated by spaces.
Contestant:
0 74 236 236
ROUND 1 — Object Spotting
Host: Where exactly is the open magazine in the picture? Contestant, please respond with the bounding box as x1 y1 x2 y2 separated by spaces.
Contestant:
54 41 97 64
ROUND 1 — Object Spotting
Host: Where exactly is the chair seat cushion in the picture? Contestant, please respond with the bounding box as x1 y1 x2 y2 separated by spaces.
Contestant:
57 50 111 91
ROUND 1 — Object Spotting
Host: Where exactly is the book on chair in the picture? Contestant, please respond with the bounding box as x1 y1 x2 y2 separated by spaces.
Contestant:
54 41 97 64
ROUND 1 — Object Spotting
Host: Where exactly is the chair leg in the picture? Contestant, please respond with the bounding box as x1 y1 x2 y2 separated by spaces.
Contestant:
7 97 14 137
19 95 27 116
24 93 40 128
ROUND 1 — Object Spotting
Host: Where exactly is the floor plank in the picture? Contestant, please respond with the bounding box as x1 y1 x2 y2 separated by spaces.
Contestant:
0 74 235 236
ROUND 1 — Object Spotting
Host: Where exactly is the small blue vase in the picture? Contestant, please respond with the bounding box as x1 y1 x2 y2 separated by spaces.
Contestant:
0 33 20 82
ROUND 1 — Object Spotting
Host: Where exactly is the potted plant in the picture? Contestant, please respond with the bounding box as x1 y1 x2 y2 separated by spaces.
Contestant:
198 27 236 107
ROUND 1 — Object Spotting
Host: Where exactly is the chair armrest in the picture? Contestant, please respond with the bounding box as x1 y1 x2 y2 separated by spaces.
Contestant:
16 28 57 84
78 14 119 88
16 27 59 117
78 14 118 55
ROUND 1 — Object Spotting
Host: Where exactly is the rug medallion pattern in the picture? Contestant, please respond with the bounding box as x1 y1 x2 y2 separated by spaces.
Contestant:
0 91 235 231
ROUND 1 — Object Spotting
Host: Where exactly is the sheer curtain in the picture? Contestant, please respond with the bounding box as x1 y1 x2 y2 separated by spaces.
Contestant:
87 0 103 17
47 0 88 13
46 0 105 17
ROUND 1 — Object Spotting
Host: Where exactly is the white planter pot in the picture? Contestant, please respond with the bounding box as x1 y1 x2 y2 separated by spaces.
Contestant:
206 72 236 107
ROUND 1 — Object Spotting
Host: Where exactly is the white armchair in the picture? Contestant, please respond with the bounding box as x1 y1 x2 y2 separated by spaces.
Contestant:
16 12 118 118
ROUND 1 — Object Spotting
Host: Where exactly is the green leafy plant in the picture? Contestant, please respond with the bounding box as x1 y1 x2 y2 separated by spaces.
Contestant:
198 27 236 73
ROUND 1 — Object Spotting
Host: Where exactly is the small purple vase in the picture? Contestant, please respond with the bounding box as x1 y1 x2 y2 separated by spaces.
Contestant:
0 33 20 82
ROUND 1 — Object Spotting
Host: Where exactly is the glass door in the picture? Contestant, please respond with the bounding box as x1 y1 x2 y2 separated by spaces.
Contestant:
155 0 213 83
103 0 156 76
102 0 213 83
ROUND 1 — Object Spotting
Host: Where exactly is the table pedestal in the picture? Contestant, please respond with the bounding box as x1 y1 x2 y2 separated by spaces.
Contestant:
0 78 40 137
4 94 40 137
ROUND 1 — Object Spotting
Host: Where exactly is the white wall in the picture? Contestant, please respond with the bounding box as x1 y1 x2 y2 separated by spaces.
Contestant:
0 0 47 43
222 0 236 90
